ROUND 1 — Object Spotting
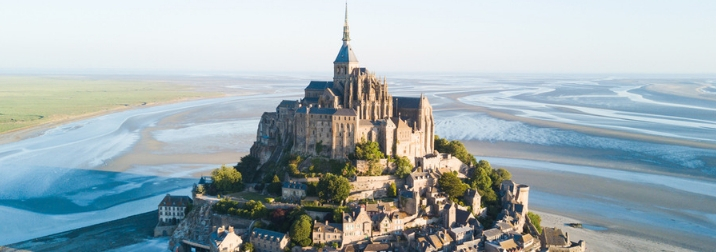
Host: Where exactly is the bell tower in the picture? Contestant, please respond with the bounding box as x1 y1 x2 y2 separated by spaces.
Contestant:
333 3 359 95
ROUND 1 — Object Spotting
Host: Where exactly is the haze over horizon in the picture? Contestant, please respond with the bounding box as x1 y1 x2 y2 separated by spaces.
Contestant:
1 0 715 75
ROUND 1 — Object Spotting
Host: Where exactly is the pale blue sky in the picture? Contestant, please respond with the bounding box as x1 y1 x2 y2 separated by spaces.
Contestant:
1 0 714 74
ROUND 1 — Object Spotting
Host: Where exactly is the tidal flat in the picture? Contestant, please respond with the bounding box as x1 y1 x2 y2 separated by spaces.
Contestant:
0 74 715 251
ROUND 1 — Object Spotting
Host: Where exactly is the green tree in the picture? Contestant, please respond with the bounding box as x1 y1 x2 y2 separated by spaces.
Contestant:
434 136 477 165
267 174 283 195
471 167 492 193
438 171 468 202
332 206 349 223
388 182 397 198
212 164 243 194
354 139 385 161
194 184 205 194
341 162 357 177
234 155 260 182
317 173 351 205
290 214 313 247
241 242 254 252
527 212 542 234
394 156 413 178
490 168 512 188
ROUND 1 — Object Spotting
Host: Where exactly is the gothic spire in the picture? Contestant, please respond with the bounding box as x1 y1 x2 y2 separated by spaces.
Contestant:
342 2 350 42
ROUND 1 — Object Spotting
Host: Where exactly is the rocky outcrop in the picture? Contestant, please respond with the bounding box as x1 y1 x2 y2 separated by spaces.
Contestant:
168 202 214 251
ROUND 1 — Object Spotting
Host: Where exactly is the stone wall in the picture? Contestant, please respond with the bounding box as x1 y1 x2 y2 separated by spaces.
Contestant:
154 225 177 237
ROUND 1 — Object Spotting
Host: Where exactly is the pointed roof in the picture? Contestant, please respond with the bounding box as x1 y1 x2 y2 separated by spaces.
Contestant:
335 41 359 63
335 4 358 63
342 2 350 42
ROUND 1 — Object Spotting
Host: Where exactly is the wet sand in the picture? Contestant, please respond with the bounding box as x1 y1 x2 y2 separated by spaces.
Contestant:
532 210 692 252
0 211 158 252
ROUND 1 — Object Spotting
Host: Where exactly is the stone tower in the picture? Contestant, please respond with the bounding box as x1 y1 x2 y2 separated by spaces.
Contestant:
333 3 359 95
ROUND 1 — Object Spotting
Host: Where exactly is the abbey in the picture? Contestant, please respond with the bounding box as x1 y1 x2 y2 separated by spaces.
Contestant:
250 7 434 163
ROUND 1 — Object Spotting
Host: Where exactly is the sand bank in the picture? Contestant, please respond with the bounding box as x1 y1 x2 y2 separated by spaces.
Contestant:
532 210 692 252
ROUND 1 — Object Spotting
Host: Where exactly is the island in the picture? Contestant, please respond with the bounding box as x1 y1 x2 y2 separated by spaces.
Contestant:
161 5 586 252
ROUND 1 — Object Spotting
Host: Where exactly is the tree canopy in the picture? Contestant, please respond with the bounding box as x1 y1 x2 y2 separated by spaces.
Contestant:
267 174 282 195
212 164 243 194
317 173 351 205
234 155 260 182
388 182 397 198
434 135 477 166
241 242 254 252
438 171 468 202
354 139 385 161
490 167 512 188
290 214 313 247
527 212 542 234
394 156 413 178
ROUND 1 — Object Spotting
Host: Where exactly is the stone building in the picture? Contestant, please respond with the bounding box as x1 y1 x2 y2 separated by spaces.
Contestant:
372 211 408 236
312 220 343 246
158 194 193 225
210 226 243 252
540 227 586 252
463 188 482 216
250 228 289 252
281 181 307 201
154 194 193 237
250 5 434 163
499 180 530 229
342 206 373 245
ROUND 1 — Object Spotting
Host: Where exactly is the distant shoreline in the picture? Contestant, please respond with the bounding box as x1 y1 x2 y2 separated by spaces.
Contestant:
0 96 221 146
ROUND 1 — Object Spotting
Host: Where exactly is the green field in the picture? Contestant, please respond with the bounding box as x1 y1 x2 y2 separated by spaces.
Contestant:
0 76 218 134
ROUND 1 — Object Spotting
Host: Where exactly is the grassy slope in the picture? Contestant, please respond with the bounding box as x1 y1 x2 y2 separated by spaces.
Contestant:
0 76 217 133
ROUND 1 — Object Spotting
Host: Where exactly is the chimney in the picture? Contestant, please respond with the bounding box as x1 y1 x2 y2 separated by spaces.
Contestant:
217 226 225 234
566 232 570 243
326 220 329 225
229 226 234 234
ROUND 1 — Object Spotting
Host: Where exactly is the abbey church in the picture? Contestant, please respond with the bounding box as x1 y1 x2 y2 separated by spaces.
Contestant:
251 6 434 163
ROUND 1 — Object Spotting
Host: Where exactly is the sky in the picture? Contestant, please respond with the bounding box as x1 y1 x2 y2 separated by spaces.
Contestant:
1 0 715 74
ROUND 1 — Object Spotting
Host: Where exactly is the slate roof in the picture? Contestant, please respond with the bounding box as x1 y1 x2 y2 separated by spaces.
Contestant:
465 189 480 199
400 190 415 199
278 100 298 108
313 221 343 233
334 43 358 63
364 243 390 252
334 109 357 116
251 228 288 242
450 225 474 234
451 206 476 227
311 108 337 115
499 239 519 250
328 88 343 97
482 228 503 240
496 221 513 232
282 181 307 190
428 234 443 249
301 98 319 105
393 96 421 109
158 194 192 207
542 227 569 247
305 81 334 90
